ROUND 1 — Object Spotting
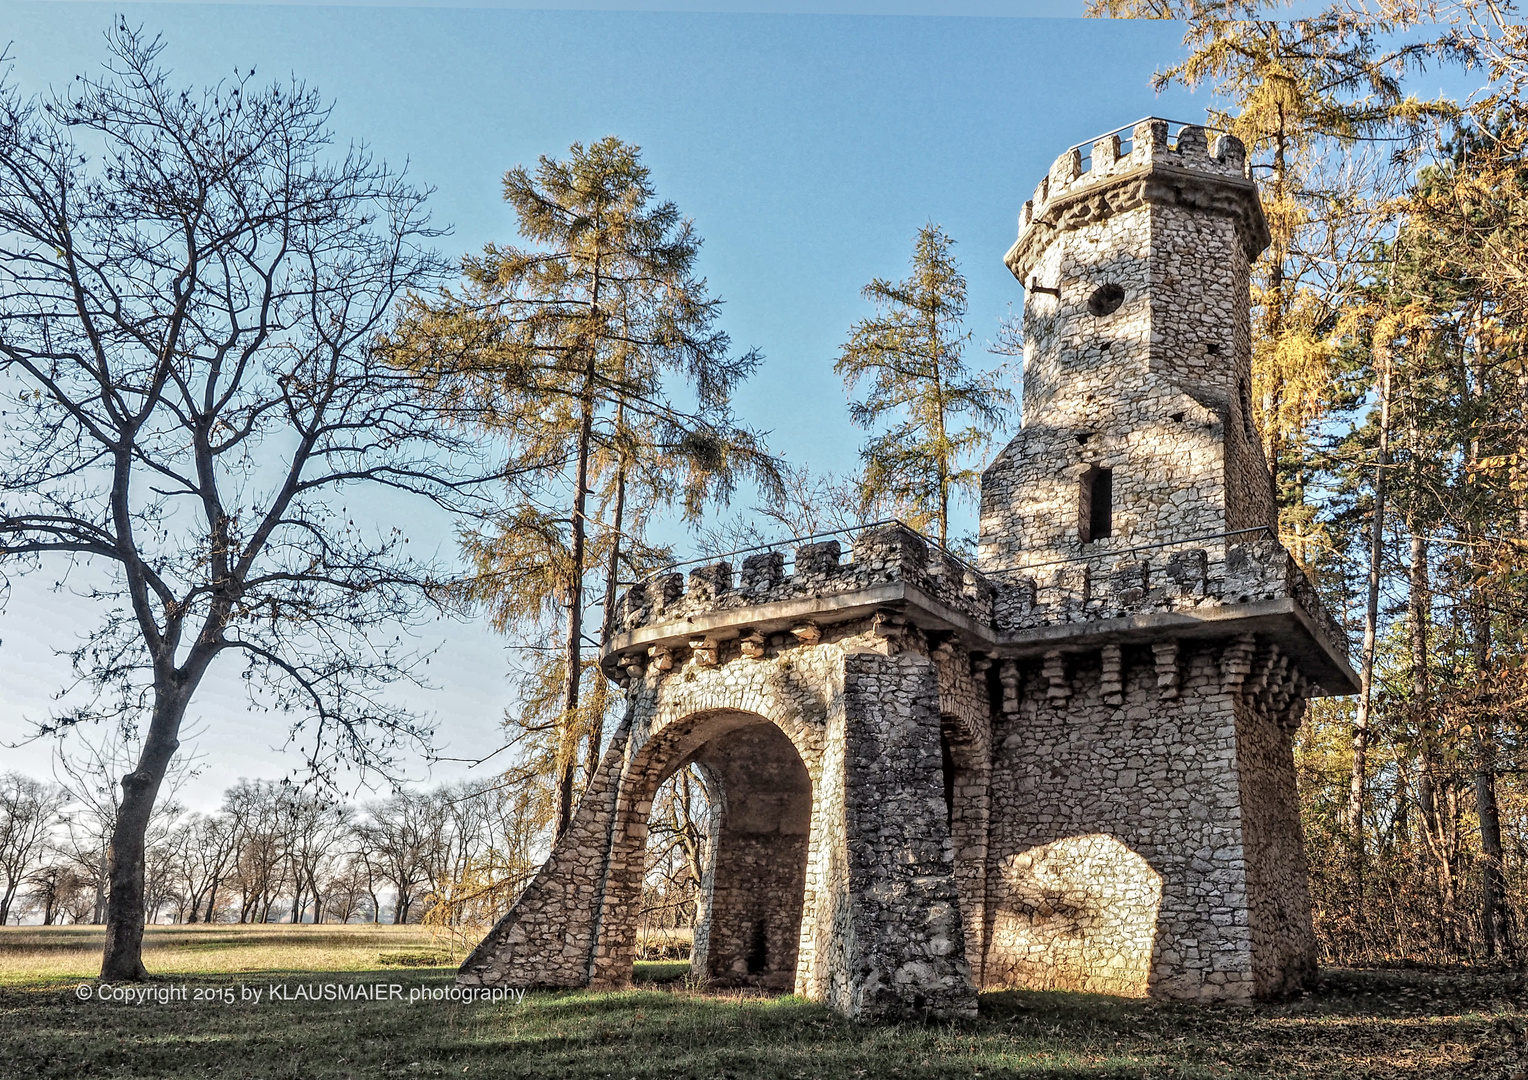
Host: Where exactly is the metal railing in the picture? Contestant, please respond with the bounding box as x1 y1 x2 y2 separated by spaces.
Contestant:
983 526 1278 576
625 518 983 590
1061 116 1230 176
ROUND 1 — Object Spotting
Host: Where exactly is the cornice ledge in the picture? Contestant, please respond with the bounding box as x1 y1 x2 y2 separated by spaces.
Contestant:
1005 162 1270 282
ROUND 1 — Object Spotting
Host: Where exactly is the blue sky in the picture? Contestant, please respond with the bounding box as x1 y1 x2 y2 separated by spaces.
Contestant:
0 2 1239 804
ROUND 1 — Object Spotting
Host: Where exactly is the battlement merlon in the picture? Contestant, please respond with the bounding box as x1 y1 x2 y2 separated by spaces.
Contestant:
600 524 1359 696
1004 118 1272 285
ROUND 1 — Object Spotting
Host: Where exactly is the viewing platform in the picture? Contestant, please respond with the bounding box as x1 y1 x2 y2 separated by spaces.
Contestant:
601 522 1356 694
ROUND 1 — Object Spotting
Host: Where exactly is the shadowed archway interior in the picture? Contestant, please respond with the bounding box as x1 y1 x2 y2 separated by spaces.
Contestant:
683 721 812 990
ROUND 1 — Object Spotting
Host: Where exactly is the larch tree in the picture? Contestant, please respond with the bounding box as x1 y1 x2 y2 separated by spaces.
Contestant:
834 224 1011 548
383 137 780 839
0 26 490 977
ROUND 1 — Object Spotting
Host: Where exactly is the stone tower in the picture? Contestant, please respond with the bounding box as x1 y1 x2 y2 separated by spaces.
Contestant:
457 119 1358 1019
982 117 1275 572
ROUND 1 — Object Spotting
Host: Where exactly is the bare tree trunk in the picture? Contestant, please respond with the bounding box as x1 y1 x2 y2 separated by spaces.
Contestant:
100 689 188 980
1410 532 1458 954
592 464 627 787
1347 349 1391 848
310 871 325 925
557 378 595 840
1471 597 1516 960
93 846 108 925
203 874 220 924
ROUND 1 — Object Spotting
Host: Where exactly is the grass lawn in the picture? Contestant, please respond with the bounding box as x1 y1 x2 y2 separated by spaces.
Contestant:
2 927 1524 1078
0 924 453 984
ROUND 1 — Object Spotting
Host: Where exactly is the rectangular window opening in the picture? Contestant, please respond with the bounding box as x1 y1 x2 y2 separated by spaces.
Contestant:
1079 466 1113 543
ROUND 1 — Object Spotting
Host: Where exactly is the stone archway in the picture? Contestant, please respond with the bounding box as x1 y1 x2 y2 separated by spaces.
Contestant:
589 708 817 992
461 645 979 1019
688 722 812 989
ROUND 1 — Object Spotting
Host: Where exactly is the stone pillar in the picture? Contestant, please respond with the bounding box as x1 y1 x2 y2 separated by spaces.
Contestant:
821 651 978 1019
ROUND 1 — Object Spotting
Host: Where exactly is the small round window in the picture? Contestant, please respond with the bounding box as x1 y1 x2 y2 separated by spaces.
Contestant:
1087 283 1125 317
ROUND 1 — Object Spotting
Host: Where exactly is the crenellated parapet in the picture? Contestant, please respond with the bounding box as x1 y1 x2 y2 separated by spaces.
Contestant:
1004 118 1270 285
602 522 1353 695
994 536 1346 654
610 523 996 644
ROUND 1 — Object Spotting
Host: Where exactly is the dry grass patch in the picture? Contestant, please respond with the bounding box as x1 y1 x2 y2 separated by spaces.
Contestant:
0 923 448 983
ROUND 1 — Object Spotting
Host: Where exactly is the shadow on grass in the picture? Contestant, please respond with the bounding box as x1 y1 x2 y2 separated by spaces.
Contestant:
0 967 1522 1079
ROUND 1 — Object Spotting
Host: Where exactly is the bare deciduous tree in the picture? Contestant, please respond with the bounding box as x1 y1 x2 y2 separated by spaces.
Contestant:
0 771 65 923
0 26 488 976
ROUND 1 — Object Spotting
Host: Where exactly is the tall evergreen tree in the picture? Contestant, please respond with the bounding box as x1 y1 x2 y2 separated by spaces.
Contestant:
834 224 1011 548
384 137 779 838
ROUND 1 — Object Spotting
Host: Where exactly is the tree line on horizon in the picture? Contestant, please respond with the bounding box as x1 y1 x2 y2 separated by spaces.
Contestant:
0 765 546 930
2 2 1527 981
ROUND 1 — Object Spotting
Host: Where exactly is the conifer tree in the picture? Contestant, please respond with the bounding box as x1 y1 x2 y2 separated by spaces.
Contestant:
385 138 779 838
834 225 1011 548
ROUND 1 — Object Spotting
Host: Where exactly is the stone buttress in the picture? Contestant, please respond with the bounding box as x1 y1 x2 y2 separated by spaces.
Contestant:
458 119 1360 1017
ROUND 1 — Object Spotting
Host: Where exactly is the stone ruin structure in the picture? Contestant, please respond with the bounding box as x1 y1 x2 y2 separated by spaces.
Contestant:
458 119 1359 1020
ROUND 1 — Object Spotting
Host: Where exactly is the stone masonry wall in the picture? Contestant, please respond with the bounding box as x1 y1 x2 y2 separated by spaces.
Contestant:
934 643 995 985
980 200 1231 569
1149 196 1276 537
831 650 977 1018
457 711 633 989
993 537 1348 661
983 635 1316 1000
987 640 1255 1000
1228 639 1319 995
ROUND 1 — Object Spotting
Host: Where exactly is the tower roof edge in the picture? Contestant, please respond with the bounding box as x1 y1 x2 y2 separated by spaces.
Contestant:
1005 120 1270 285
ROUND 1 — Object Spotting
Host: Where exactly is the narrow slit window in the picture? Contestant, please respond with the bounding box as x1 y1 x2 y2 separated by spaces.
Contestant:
1079 466 1113 543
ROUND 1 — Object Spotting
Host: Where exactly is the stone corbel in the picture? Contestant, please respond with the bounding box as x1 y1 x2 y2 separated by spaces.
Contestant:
869 610 917 655
1277 672 1310 730
790 622 822 646
617 652 648 684
1100 643 1124 706
1263 651 1292 708
648 645 676 673
1042 650 1069 702
688 637 720 667
1219 633 1257 695
1248 642 1282 697
739 630 767 659
999 659 1021 715
1152 640 1179 701
1272 669 1308 728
